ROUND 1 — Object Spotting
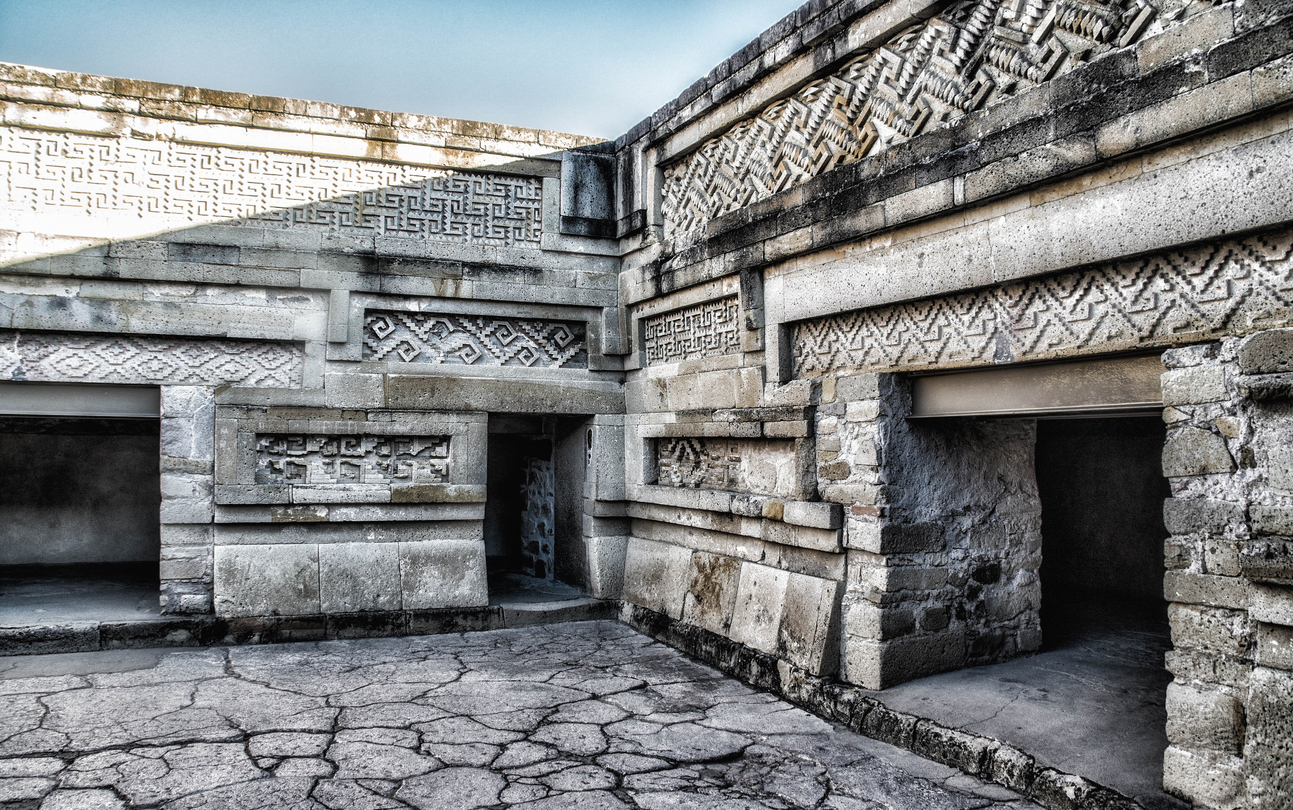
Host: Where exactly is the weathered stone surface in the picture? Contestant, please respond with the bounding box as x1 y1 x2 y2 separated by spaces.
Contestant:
213 544 321 618
1163 428 1236 477
844 630 967 690
728 562 790 655
622 537 692 620
1239 328 1293 375
1163 366 1229 405
1163 745 1246 810
1244 666 1293 810
398 539 488 610
319 542 402 613
1165 682 1245 754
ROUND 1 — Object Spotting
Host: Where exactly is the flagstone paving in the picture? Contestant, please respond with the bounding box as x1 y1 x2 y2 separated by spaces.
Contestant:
0 621 1042 809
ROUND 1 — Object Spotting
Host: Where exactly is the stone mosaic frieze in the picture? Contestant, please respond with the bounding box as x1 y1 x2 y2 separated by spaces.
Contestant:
255 434 450 486
0 330 303 386
657 437 744 490
661 0 1174 237
0 129 543 247
792 228 1293 377
362 310 587 368
642 296 741 365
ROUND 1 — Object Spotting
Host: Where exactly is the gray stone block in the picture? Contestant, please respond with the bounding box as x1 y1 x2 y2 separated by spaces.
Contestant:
1163 745 1245 810
622 537 692 620
1165 682 1245 754
1253 505 1293 537
1166 571 1250 610
782 500 842 530
777 572 840 676
1162 366 1228 405
681 551 742 637
214 544 320 618
398 539 488 610
1243 666 1293 810
585 535 628 600
1163 427 1236 477
1239 327 1293 375
843 629 966 690
844 600 916 641
1256 622 1293 671
1251 584 1293 627
1240 539 1293 586
319 542 401 613
729 561 790 655
1164 498 1243 536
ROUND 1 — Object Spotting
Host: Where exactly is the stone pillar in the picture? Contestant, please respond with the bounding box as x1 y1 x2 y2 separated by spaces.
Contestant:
1159 332 1293 810
584 414 628 599
158 386 216 614
826 373 1042 690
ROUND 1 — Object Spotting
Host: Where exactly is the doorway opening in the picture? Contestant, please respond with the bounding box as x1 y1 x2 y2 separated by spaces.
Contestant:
483 415 589 605
0 415 162 627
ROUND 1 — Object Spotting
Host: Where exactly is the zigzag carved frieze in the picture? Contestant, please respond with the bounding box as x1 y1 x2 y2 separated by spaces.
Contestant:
662 0 1199 238
792 228 1293 377
363 310 587 369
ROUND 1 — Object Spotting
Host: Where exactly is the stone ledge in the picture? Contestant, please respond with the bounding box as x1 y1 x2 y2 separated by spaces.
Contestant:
621 602 1147 810
630 484 842 532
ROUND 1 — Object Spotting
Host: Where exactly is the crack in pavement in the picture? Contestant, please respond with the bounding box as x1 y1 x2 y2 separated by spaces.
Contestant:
0 621 1046 810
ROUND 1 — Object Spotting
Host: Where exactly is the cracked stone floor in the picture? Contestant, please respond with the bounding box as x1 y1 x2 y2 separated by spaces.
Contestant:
0 620 1043 810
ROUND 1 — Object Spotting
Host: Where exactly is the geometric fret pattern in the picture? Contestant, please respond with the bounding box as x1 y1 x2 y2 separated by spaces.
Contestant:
362 310 587 368
256 434 450 486
0 330 303 387
0 129 543 247
792 228 1293 377
643 296 741 365
662 0 1173 238
656 437 743 491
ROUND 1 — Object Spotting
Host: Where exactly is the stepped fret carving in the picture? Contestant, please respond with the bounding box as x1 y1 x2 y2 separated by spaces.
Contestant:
0 330 302 386
643 296 741 365
0 129 542 247
256 434 450 486
657 438 743 491
792 229 1293 377
362 310 587 368
662 0 1167 237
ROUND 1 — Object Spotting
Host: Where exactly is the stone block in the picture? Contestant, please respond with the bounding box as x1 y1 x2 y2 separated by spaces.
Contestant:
682 551 742 636
214 544 320 618
585 535 628 600
777 572 841 676
622 537 691 620
843 600 915 641
1162 366 1228 405
1169 603 1253 657
781 500 842 530
1239 328 1293 375
1250 584 1293 627
1165 571 1249 610
318 542 401 613
324 373 383 408
1163 745 1245 810
1243 666 1293 810
398 539 487 610
1252 505 1293 537
1256 622 1293 671
1164 498 1242 536
1163 427 1236 477
729 562 790 655
843 629 966 690
835 374 880 401
1240 539 1293 586
1165 682 1245 754
1267 446 1293 492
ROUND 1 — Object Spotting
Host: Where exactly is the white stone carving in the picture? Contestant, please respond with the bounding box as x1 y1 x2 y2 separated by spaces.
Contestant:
362 310 587 368
0 128 543 247
661 0 1168 237
642 296 741 365
792 229 1293 377
256 434 450 486
0 330 302 386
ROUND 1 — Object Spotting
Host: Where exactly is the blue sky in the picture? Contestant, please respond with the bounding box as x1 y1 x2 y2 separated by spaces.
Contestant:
0 0 804 138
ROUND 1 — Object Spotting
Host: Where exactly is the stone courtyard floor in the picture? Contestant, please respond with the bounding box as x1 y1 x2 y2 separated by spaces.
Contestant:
0 620 1042 810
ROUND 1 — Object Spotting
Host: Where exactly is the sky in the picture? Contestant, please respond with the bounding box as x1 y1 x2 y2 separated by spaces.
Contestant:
0 0 805 139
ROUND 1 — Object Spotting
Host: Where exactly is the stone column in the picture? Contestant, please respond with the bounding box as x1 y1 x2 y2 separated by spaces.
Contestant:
584 414 629 599
827 373 1042 690
158 386 216 614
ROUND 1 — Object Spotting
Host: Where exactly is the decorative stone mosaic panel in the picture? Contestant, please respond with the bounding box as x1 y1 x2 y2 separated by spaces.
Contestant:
643 296 741 365
661 0 1173 237
657 438 744 491
792 229 1293 377
0 330 302 386
362 310 587 368
255 434 450 486
0 129 543 247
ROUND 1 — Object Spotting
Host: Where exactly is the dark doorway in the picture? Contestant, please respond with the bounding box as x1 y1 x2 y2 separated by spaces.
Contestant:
1035 415 1171 646
483 415 590 602
0 416 161 625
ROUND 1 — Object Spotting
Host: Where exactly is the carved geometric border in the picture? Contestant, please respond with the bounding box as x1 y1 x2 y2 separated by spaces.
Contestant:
0 330 303 387
792 228 1293 378
642 296 742 365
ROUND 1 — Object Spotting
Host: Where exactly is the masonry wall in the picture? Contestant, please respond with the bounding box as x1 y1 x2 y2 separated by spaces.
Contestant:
0 61 631 623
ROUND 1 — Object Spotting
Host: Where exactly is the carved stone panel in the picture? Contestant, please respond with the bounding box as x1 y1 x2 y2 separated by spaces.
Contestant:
362 310 587 368
0 330 303 387
792 228 1293 378
658 438 743 491
0 128 543 247
661 0 1175 237
642 296 741 365
255 434 450 487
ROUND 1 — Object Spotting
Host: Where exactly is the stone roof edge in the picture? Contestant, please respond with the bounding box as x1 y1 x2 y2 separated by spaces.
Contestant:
614 0 945 153
0 60 604 155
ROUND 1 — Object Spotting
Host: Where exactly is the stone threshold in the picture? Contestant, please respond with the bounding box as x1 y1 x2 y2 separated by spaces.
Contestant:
619 603 1186 810
0 597 616 656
